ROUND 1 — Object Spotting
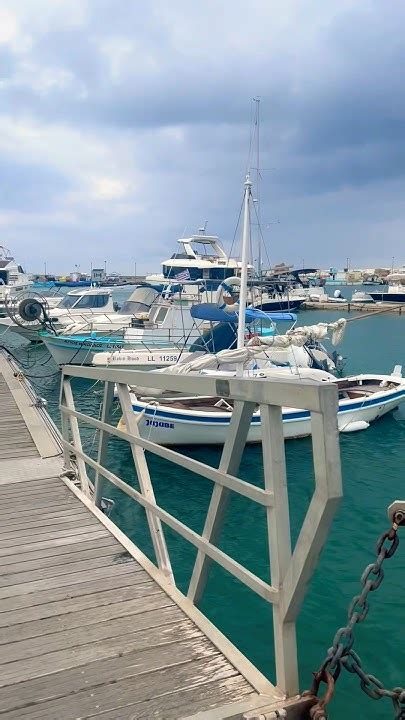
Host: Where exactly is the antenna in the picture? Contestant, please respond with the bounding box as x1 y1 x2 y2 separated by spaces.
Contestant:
198 221 208 235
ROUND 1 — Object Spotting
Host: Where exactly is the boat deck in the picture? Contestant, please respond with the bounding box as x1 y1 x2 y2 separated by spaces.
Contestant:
0 352 292 719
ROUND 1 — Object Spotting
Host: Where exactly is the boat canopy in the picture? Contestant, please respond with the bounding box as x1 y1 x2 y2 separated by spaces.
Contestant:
190 303 296 324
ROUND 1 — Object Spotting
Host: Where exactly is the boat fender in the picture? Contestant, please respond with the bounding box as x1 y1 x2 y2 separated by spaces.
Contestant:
216 276 241 313
341 420 370 433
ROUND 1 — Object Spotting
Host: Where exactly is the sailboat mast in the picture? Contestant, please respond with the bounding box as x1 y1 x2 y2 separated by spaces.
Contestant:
237 174 252 350
254 97 261 278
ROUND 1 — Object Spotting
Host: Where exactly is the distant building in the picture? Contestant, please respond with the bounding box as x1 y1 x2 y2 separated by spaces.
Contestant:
91 268 106 283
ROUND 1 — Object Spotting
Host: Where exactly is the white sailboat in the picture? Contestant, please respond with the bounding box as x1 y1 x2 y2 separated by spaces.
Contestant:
128 174 405 445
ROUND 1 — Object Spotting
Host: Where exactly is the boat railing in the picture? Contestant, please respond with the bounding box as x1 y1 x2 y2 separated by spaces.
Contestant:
59 365 342 699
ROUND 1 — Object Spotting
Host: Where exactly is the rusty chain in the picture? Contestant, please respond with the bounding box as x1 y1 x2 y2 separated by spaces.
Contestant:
304 509 404 719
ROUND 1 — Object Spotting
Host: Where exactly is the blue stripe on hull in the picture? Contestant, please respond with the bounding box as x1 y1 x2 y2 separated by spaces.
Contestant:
132 388 405 425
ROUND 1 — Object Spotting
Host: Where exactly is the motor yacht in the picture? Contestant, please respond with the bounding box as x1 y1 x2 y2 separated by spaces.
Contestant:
0 246 31 315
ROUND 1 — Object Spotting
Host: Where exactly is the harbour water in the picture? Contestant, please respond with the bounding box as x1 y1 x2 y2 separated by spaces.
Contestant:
2 289 404 719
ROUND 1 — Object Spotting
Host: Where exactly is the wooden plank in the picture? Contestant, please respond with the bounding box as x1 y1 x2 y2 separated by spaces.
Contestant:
0 484 73 500
0 459 63 484
0 562 138 600
0 448 38 459
0 488 74 506
0 530 116 561
0 498 79 515
0 581 158 628
0 642 223 715
0 569 151 613
0 517 101 541
0 502 87 522
0 657 253 719
0 476 60 492
1 542 123 576
0 511 91 535
0 552 138 587
0 524 105 549
0 620 203 689
0 591 172 644
1 605 187 664
74 675 257 720
0 535 119 566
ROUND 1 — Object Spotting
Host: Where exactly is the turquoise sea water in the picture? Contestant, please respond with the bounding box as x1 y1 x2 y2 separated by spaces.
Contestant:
3 289 404 719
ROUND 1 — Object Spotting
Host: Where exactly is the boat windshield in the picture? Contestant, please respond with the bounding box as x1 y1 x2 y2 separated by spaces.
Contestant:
120 286 160 315
57 294 79 309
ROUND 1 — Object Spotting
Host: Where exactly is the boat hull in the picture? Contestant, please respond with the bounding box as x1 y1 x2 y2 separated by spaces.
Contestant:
130 379 405 445
368 292 405 303
42 335 196 367
42 335 124 365
255 299 305 312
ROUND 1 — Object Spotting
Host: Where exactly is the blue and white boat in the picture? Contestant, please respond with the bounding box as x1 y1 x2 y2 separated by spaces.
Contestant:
128 174 405 445
129 368 405 445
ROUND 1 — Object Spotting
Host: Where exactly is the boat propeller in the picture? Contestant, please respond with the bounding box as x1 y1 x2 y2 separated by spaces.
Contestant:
5 291 55 332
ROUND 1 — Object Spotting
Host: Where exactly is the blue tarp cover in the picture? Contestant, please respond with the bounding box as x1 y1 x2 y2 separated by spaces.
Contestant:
190 303 296 323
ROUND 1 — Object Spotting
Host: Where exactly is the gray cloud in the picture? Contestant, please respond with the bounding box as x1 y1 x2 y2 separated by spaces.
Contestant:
0 0 404 272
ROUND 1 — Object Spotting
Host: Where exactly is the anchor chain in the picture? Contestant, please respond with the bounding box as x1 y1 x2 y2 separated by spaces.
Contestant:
305 508 405 719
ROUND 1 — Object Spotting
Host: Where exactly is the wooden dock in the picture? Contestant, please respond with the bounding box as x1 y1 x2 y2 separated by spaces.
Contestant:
0 352 305 719
303 300 405 313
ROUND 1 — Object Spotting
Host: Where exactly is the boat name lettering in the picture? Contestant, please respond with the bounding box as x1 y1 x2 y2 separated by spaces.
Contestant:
68 340 121 349
145 419 174 429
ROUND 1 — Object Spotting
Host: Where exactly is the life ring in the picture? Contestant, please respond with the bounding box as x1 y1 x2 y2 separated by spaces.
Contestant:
216 276 241 313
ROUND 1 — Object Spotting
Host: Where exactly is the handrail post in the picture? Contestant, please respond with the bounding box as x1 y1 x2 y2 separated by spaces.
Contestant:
116 382 174 583
61 378 92 497
261 403 298 696
60 374 72 471
94 380 114 508
282 386 342 624
188 399 255 605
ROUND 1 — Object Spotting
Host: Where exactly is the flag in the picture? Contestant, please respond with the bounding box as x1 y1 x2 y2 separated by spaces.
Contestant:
174 269 191 281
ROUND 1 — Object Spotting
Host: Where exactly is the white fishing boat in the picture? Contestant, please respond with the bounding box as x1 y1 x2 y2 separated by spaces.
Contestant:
128 174 405 445
40 286 210 366
0 287 117 341
128 367 405 445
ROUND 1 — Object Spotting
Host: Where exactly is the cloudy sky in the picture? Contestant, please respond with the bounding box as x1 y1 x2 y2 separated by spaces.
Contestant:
0 0 404 275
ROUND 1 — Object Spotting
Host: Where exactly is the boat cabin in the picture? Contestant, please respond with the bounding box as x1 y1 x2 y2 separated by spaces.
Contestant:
53 288 114 314
161 234 252 284
0 257 26 286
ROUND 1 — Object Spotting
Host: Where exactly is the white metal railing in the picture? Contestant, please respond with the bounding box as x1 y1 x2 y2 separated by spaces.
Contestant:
59 365 343 698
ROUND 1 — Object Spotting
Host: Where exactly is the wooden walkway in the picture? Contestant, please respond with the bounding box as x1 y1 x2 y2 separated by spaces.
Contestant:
0 353 294 719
